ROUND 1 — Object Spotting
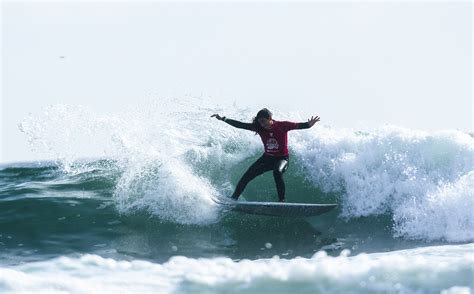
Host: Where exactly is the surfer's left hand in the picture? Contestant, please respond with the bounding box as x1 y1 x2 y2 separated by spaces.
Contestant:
307 116 320 127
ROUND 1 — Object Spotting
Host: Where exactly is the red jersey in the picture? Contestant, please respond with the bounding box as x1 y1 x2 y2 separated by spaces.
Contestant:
256 120 299 157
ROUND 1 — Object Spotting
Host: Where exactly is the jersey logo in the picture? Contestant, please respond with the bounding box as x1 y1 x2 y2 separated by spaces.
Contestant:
270 133 273 137
266 138 279 150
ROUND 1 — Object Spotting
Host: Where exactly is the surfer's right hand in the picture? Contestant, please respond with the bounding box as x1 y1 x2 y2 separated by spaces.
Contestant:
211 114 224 121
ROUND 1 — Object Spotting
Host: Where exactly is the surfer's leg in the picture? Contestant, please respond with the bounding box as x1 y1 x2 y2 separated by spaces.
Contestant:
231 155 273 200
273 158 289 202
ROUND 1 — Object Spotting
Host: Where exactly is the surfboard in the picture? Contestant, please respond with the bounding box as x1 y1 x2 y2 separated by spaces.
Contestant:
215 199 337 217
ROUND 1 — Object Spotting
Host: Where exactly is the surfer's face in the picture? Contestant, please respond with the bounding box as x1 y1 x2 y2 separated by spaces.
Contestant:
258 117 272 129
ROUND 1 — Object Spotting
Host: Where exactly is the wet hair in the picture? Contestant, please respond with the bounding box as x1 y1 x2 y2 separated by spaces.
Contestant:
251 108 273 133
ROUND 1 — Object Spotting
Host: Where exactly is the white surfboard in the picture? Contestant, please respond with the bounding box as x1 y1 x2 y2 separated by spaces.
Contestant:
215 199 337 217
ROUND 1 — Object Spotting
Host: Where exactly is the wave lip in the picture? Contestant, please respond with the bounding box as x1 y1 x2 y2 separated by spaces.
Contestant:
0 244 472 293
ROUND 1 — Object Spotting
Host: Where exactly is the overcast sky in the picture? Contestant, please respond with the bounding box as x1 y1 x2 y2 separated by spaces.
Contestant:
1 1 472 163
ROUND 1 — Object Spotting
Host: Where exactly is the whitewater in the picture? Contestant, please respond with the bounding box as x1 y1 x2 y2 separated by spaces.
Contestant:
1 97 472 293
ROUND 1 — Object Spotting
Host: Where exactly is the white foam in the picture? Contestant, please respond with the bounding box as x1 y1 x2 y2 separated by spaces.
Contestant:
114 157 220 224
292 126 474 241
394 171 474 241
0 244 472 293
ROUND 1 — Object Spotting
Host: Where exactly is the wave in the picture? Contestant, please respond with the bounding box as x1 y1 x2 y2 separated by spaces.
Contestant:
0 244 472 293
16 97 474 242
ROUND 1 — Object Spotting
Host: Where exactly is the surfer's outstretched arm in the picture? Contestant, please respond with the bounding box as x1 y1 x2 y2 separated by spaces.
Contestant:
285 116 320 131
296 122 311 129
211 114 255 131
296 115 320 129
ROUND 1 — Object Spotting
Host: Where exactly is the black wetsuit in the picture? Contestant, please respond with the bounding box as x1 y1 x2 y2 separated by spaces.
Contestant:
224 118 310 202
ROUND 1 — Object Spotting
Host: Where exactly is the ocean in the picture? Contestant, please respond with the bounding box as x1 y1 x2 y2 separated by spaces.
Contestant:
1 98 473 293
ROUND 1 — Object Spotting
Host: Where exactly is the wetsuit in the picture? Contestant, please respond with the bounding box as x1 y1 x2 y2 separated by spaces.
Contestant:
224 118 310 202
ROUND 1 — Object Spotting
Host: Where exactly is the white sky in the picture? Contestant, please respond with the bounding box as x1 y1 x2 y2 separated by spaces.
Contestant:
1 1 472 163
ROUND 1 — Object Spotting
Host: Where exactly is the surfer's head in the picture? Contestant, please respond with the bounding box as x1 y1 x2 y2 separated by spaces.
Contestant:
252 108 273 130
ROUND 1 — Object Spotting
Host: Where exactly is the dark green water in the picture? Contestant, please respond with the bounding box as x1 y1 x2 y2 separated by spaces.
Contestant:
0 159 442 267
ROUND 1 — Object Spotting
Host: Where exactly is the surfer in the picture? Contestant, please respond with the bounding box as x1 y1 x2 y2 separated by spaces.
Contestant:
211 108 320 202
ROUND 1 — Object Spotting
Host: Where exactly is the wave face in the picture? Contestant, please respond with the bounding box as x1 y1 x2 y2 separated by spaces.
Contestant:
0 244 472 294
14 97 474 244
